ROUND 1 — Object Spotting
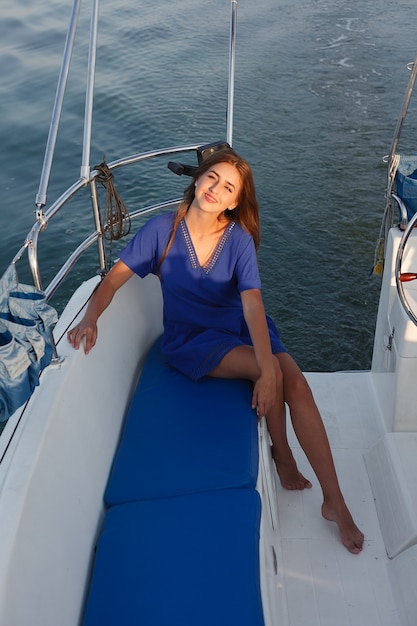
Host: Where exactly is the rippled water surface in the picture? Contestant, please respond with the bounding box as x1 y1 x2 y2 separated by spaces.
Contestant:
1 0 417 370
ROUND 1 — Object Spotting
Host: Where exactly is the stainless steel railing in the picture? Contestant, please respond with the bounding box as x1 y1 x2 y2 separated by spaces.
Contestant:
16 144 201 296
11 0 238 303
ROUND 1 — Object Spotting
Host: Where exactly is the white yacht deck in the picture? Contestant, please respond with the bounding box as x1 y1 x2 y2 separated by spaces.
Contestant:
262 370 405 626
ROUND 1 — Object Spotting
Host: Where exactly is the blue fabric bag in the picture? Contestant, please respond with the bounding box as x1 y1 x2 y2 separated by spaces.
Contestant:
0 265 58 422
0 323 33 422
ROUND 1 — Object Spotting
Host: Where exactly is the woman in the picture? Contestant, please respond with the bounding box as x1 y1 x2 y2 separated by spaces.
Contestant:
68 148 364 554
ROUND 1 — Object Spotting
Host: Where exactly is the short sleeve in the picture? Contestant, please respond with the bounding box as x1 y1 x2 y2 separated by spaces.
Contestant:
119 213 174 277
234 234 261 293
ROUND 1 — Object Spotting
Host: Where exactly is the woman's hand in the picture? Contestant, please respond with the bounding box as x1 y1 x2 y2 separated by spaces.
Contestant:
67 260 134 355
67 317 98 354
252 371 276 418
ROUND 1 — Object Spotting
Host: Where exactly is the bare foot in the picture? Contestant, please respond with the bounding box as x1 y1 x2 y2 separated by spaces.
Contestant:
271 446 312 490
322 500 364 554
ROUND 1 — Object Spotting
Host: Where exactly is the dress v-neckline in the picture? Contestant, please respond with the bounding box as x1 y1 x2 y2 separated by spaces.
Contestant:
180 218 235 274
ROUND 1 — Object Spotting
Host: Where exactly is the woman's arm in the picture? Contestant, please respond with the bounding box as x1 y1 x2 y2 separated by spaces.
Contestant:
67 260 134 354
241 288 277 416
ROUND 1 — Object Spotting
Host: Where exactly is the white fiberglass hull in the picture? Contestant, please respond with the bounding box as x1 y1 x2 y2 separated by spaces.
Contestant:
0 228 417 625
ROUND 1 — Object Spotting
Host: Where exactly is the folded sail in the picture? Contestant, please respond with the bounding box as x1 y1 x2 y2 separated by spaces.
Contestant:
0 265 58 422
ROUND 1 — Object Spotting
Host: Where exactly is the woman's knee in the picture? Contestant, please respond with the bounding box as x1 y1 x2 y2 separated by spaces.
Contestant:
274 353 313 403
286 371 314 406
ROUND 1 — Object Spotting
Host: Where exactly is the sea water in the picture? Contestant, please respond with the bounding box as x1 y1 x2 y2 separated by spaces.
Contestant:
1 0 417 371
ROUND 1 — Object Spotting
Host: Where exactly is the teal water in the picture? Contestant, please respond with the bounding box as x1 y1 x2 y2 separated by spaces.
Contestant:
1 0 417 371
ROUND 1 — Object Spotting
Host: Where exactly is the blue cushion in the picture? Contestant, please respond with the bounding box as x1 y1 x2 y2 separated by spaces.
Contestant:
82 489 265 626
105 340 259 506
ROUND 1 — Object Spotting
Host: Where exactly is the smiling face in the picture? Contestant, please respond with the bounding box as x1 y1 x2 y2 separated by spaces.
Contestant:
192 161 242 217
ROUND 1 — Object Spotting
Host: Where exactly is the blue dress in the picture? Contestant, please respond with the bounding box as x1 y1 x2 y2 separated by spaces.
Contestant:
119 212 287 381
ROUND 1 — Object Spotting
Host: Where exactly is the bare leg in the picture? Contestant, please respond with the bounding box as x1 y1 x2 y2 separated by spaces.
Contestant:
275 352 364 554
211 346 309 489
210 346 364 554
268 403 312 491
